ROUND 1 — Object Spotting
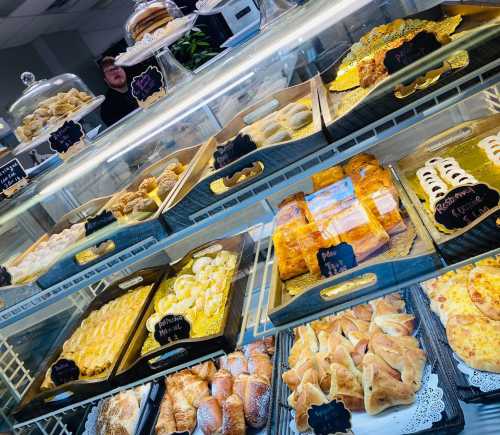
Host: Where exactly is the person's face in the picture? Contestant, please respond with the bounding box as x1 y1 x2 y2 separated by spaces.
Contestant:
103 64 127 88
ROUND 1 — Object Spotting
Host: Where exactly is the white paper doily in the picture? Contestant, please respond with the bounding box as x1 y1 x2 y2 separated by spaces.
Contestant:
289 364 444 435
82 404 99 435
453 354 500 392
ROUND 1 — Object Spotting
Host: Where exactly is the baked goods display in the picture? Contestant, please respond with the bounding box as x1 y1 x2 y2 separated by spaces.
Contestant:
109 160 185 219
273 154 407 284
5 223 85 285
282 293 426 432
154 338 274 434
96 384 151 435
212 99 314 170
15 88 92 143
129 3 176 42
423 255 500 373
41 284 151 389
141 249 238 355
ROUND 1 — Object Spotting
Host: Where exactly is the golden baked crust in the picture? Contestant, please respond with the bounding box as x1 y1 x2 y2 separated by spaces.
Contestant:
468 266 500 321
446 314 500 373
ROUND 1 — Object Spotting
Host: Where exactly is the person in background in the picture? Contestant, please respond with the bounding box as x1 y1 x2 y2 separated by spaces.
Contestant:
99 56 139 127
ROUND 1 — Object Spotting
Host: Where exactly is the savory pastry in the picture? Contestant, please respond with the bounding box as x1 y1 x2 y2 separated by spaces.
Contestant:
219 351 249 377
178 371 210 407
446 314 500 373
155 393 177 434
168 377 197 433
192 361 218 382
97 385 149 435
312 166 345 192
248 353 273 383
42 285 150 389
133 197 159 214
198 397 223 435
468 266 500 320
138 176 158 193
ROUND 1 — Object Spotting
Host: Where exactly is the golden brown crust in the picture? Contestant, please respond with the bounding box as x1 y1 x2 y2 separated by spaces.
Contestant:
468 266 500 321
197 396 222 435
155 393 176 434
212 369 233 405
221 394 245 435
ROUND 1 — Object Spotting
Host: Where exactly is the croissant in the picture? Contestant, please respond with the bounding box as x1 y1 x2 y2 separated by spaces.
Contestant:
220 352 248 377
248 353 273 383
198 396 223 435
155 393 176 435
282 358 316 392
370 333 426 392
181 372 210 408
287 367 320 408
244 375 271 429
362 352 415 415
192 361 217 382
212 370 234 405
222 394 246 435
168 382 197 433
349 303 373 322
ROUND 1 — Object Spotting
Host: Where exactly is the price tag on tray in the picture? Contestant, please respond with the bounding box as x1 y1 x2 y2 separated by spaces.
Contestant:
49 120 85 155
131 66 166 109
434 183 500 230
0 158 28 197
50 358 80 386
154 314 191 345
317 242 358 278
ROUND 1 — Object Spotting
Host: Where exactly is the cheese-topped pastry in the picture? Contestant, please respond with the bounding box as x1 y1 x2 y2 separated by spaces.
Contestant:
468 266 500 320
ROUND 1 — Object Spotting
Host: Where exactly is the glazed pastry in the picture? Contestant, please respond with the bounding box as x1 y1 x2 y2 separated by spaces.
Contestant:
192 361 218 382
198 397 223 435
178 371 210 407
468 266 500 320
212 370 234 405
222 394 246 435
312 166 345 192
155 393 177 435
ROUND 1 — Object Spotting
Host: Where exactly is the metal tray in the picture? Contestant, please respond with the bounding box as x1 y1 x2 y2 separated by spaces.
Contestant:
272 288 464 435
395 116 500 264
113 232 255 384
267 170 440 326
12 267 165 422
36 144 203 289
141 336 280 435
317 2 500 145
162 79 326 231
412 284 500 403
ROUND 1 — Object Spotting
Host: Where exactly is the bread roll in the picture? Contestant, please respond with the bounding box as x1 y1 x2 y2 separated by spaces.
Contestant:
222 394 245 435
197 396 222 435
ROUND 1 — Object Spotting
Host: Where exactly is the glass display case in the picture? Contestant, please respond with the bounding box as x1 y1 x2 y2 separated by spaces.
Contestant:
0 0 500 433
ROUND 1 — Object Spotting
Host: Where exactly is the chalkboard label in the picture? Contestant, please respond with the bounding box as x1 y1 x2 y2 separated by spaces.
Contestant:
84 210 117 236
49 120 84 154
317 243 357 278
307 400 352 435
154 314 191 345
0 266 12 287
384 31 442 74
213 134 257 170
434 183 499 230
50 358 80 386
0 158 27 194
131 66 165 105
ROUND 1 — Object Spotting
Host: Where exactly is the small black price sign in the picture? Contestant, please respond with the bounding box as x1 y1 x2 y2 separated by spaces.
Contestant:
131 66 165 105
317 243 357 278
307 400 352 435
49 120 84 154
0 158 27 194
434 183 500 230
213 134 257 170
0 266 12 287
384 31 442 74
154 314 191 345
85 210 117 237
50 358 80 386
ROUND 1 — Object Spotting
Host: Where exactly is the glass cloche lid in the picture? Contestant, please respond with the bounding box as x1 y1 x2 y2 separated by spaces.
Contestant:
8 71 95 144
124 0 183 45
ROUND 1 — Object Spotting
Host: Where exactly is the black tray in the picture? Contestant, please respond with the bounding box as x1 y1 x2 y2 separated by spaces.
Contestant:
318 2 500 145
13 267 165 422
113 232 255 384
142 336 280 435
412 284 500 403
272 288 464 435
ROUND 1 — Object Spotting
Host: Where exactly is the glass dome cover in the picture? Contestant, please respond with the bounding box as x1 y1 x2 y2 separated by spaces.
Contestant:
124 0 183 45
8 72 95 144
